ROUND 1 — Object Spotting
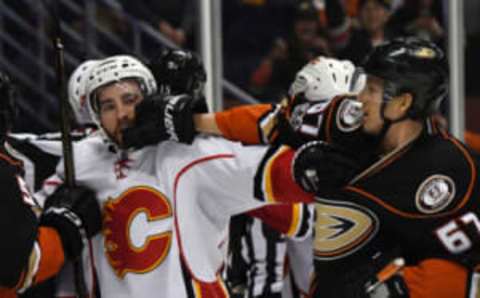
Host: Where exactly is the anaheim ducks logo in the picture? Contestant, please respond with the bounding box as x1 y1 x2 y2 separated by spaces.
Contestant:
415 174 455 214
314 199 378 260
104 186 172 278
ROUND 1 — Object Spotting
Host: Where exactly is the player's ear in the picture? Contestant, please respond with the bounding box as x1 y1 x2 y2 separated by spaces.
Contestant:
397 93 413 117
388 92 413 119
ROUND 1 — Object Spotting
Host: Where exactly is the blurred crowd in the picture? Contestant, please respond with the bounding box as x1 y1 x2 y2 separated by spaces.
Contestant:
1 0 480 130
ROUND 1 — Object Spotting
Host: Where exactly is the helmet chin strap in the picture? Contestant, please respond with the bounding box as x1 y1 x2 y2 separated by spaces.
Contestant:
375 98 410 146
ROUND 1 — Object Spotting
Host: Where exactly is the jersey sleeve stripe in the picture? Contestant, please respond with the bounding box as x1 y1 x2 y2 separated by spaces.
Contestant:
286 203 301 237
346 137 476 222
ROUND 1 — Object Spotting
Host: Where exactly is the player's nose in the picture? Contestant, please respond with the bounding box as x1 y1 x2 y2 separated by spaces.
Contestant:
116 102 131 121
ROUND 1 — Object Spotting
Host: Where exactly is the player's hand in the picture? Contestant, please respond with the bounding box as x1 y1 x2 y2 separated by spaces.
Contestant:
122 93 197 149
40 185 101 260
292 140 361 194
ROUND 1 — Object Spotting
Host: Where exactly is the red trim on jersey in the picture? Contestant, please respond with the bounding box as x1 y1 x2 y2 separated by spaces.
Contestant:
263 147 314 204
43 179 62 187
247 204 300 236
0 151 22 166
192 276 229 298
173 153 235 291
88 240 98 298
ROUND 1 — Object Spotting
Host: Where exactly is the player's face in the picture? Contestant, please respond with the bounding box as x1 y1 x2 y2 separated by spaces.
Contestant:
357 76 385 135
360 0 390 34
96 80 143 145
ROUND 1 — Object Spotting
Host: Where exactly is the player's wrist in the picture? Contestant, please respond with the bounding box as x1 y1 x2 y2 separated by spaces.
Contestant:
40 208 86 260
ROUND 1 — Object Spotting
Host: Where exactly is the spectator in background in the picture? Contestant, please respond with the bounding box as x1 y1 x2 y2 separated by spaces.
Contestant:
326 0 395 64
122 0 196 48
249 1 331 101
388 0 445 45
223 0 296 93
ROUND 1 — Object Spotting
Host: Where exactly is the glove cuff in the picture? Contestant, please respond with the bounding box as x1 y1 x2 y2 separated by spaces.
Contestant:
41 207 86 260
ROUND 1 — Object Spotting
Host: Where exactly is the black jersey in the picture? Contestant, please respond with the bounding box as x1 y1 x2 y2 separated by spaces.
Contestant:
3 131 91 297
0 143 38 288
308 130 480 295
256 121 480 297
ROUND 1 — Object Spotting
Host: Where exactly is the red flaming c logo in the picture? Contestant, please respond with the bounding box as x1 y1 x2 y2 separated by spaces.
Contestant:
103 186 172 278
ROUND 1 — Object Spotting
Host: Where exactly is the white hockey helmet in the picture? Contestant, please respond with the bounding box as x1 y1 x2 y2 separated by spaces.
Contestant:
68 59 100 125
85 55 157 125
289 56 366 101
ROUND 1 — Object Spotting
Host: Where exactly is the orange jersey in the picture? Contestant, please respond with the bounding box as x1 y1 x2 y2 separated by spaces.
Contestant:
215 104 273 145
0 147 66 297
465 130 480 153
403 259 468 298
0 227 65 298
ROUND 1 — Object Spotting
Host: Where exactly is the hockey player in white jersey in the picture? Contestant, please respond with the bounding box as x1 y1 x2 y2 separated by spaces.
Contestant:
36 55 310 298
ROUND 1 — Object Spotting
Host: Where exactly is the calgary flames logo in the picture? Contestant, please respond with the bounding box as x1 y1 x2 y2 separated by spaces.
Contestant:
103 186 172 278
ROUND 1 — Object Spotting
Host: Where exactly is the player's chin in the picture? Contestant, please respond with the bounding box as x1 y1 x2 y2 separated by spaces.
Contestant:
361 122 376 135
111 130 124 147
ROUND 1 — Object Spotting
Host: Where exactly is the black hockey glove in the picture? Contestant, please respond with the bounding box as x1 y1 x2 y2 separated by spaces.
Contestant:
292 140 362 195
40 185 102 260
122 93 197 149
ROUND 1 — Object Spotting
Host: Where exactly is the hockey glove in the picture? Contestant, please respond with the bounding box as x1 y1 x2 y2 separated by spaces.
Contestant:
122 93 197 149
40 185 102 260
292 140 362 195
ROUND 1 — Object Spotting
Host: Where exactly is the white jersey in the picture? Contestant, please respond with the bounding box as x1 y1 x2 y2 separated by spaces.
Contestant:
37 134 269 298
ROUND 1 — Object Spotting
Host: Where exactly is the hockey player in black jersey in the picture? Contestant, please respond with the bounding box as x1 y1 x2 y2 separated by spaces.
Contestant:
0 70 102 298
288 37 480 297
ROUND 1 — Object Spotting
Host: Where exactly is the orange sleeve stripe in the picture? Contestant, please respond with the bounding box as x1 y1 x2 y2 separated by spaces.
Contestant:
0 152 22 167
347 137 477 219
323 96 343 144
214 104 272 145
34 227 65 284
403 259 467 298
